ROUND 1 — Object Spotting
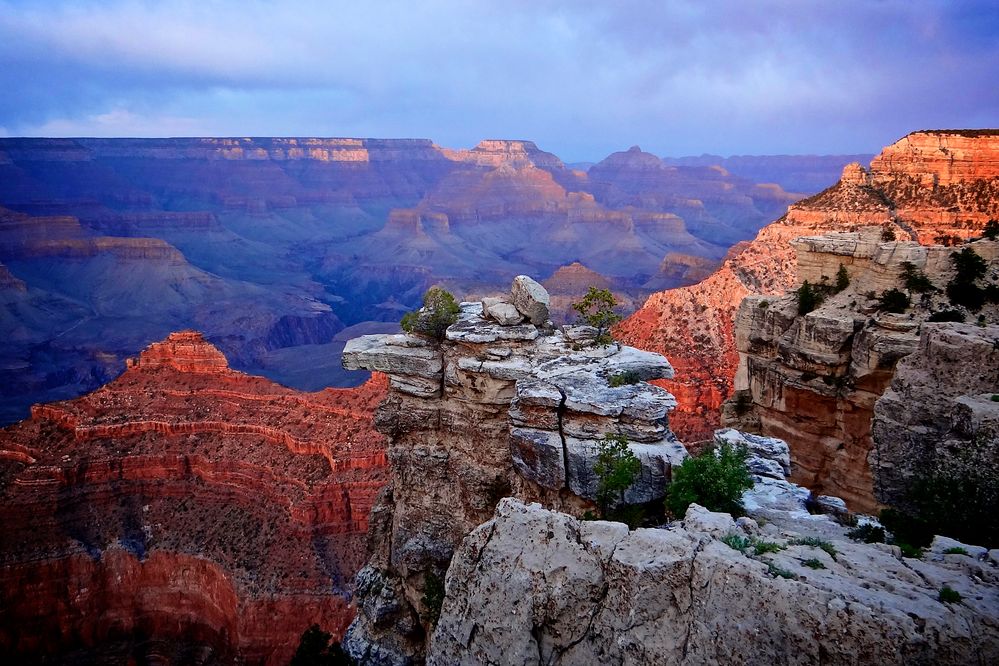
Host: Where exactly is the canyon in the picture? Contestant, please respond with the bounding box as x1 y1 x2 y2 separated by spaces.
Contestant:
618 130 999 445
0 137 852 425
0 331 388 664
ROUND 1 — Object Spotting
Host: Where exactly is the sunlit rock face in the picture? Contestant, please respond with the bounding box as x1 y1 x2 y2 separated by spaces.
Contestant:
0 331 388 665
723 231 999 512
618 130 999 443
339 278 686 664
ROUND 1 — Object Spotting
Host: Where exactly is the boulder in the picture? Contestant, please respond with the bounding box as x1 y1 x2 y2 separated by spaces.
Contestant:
511 275 550 325
481 296 525 325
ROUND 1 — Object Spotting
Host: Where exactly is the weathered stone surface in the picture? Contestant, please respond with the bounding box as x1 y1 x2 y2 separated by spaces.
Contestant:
871 321 999 511
343 334 443 378
430 498 999 666
714 427 791 475
481 296 525 325
510 428 565 490
929 536 989 561
511 274 551 324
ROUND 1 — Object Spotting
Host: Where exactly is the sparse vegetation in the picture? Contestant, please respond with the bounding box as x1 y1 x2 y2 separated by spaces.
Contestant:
665 441 754 518
982 219 999 240
608 370 641 387
802 558 826 570
401 286 460 341
753 540 785 555
928 309 966 323
796 280 823 315
898 542 924 559
881 227 897 242
757 300 770 309
943 546 969 556
594 433 642 516
572 287 622 346
789 536 838 560
877 288 910 313
721 534 752 552
767 562 797 580
947 247 988 311
939 586 962 604
835 264 850 292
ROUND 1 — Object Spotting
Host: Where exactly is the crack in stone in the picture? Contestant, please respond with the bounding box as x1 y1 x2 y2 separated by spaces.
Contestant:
680 539 707 662
554 386 570 492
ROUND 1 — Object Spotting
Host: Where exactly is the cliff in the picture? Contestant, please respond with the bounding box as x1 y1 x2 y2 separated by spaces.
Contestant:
723 232 999 511
0 332 389 664
618 129 999 442
339 277 686 664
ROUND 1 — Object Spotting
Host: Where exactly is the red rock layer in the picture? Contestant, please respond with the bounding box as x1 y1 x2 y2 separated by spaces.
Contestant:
618 130 999 443
0 331 388 665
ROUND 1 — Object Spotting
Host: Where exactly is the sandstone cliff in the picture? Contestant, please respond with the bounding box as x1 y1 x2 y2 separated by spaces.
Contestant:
339 278 686 664
723 230 999 511
0 332 388 664
618 130 999 442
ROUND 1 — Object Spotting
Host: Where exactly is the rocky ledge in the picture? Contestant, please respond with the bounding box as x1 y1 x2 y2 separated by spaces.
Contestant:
429 429 999 666
340 276 687 663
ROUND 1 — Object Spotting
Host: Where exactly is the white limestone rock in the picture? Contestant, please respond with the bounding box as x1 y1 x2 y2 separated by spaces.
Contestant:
342 333 443 378
510 274 551 325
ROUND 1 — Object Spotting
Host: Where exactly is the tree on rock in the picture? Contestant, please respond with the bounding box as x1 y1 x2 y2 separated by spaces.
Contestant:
401 286 460 341
594 433 641 516
571 287 621 346
665 441 753 518
796 280 823 315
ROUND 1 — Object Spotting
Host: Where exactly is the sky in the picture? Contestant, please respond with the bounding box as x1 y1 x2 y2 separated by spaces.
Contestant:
0 0 996 161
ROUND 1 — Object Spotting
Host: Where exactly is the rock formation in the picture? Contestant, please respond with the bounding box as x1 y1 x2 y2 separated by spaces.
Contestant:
871 321 999 510
429 431 999 665
0 332 388 664
618 130 999 442
723 229 999 511
339 278 685 664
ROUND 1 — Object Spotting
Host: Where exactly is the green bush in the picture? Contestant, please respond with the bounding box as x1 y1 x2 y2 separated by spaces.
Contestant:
572 287 621 346
983 219 999 240
721 533 751 552
939 586 962 604
401 286 460 341
835 264 850 292
767 562 797 580
608 370 642 387
847 523 886 543
789 536 838 560
877 288 910 313
802 558 826 570
881 227 897 242
753 540 785 555
665 442 753 518
594 433 641 516
943 546 969 556
899 261 935 293
796 280 823 315
947 247 989 311
898 542 924 559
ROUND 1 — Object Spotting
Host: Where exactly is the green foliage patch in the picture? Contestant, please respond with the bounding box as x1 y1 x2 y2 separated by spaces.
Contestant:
572 287 621 346
401 286 460 341
665 442 754 518
594 433 641 516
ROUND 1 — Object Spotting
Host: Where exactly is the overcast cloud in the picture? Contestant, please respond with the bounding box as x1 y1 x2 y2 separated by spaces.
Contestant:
0 0 996 160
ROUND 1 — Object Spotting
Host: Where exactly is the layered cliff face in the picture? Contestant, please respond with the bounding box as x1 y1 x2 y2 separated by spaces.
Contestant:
723 232 999 511
339 278 686 664
0 332 388 664
871 322 999 512
618 130 999 442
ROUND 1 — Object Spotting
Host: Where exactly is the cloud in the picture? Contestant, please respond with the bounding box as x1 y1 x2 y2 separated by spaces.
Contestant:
0 0 996 159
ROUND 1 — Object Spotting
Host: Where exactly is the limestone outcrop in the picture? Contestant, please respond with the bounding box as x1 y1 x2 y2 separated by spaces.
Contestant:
0 332 388 664
340 278 686 664
429 431 999 666
618 130 999 442
871 322 999 511
723 230 999 511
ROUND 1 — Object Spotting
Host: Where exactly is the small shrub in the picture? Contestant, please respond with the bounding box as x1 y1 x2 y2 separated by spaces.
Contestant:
608 370 641 387
939 586 962 604
947 247 988 311
753 540 785 555
928 309 966 323
594 434 641 516
877 288 910 313
835 512 859 528
789 536 838 560
898 542 924 559
757 300 770 309
983 219 999 240
721 533 751 552
881 227 897 242
401 287 460 341
943 546 969 556
900 261 935 293
571 287 622 346
796 280 823 315
802 558 826 570
665 441 754 518
421 571 446 627
847 523 886 543
835 264 850 292
991 394 999 402
767 562 797 580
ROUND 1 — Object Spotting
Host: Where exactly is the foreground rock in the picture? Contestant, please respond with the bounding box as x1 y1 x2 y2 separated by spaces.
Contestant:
340 280 685 664
0 332 388 664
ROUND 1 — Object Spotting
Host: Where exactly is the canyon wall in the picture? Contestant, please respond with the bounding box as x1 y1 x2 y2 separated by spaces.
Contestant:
0 332 388 664
339 279 686 664
618 130 999 443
